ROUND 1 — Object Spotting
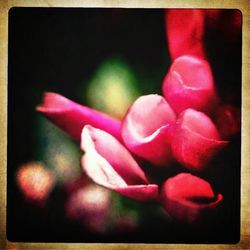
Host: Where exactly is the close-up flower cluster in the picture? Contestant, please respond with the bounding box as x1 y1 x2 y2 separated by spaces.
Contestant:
8 8 241 243
36 10 241 224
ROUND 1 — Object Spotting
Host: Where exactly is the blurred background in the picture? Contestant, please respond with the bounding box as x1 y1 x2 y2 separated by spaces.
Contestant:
8 8 241 243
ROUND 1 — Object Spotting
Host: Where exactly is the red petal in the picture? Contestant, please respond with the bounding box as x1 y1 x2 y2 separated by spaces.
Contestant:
36 92 122 141
121 94 176 167
162 55 218 114
161 173 223 224
171 109 228 171
214 105 241 139
166 9 206 60
81 125 159 201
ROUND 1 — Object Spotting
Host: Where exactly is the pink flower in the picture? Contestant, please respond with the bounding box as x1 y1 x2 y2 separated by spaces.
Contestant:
171 109 228 172
36 10 241 224
37 90 226 221
36 92 122 141
36 67 229 224
162 55 218 114
161 173 223 224
121 94 176 167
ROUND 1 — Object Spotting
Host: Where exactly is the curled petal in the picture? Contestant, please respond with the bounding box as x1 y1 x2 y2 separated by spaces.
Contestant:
162 55 218 114
214 105 241 139
161 173 223 224
36 92 122 141
166 9 205 60
81 125 158 201
121 94 176 167
171 109 228 171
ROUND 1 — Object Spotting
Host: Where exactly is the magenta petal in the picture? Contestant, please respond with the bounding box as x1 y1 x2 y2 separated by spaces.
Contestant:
162 55 218 114
171 109 228 171
161 173 223 224
166 10 206 60
121 94 176 167
81 125 159 201
36 92 122 141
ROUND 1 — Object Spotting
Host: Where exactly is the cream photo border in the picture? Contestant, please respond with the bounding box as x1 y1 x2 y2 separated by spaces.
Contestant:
0 0 249 249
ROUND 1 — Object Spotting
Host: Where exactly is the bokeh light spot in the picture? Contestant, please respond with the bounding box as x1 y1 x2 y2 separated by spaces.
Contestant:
86 57 140 118
16 162 55 204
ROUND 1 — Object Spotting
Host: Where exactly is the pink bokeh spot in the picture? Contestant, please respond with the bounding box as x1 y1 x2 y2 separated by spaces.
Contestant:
16 162 55 205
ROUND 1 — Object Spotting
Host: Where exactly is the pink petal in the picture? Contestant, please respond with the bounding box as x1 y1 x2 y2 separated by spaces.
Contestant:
161 173 223 224
166 10 206 60
171 109 228 172
121 94 176 167
162 55 218 114
36 92 122 141
81 125 158 201
214 105 241 139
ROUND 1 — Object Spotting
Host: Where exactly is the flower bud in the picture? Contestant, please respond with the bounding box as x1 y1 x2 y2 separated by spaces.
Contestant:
162 55 218 114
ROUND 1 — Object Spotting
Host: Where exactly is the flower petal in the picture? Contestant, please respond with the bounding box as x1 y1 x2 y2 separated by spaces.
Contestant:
36 92 122 141
81 125 158 201
214 105 241 139
161 173 223 224
171 109 228 171
162 55 218 114
166 9 205 60
121 94 176 167
115 185 159 202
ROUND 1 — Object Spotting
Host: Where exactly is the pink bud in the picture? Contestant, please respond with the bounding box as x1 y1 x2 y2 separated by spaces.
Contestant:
161 173 223 224
122 94 176 167
81 125 159 201
171 109 228 171
36 92 122 141
162 55 218 115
